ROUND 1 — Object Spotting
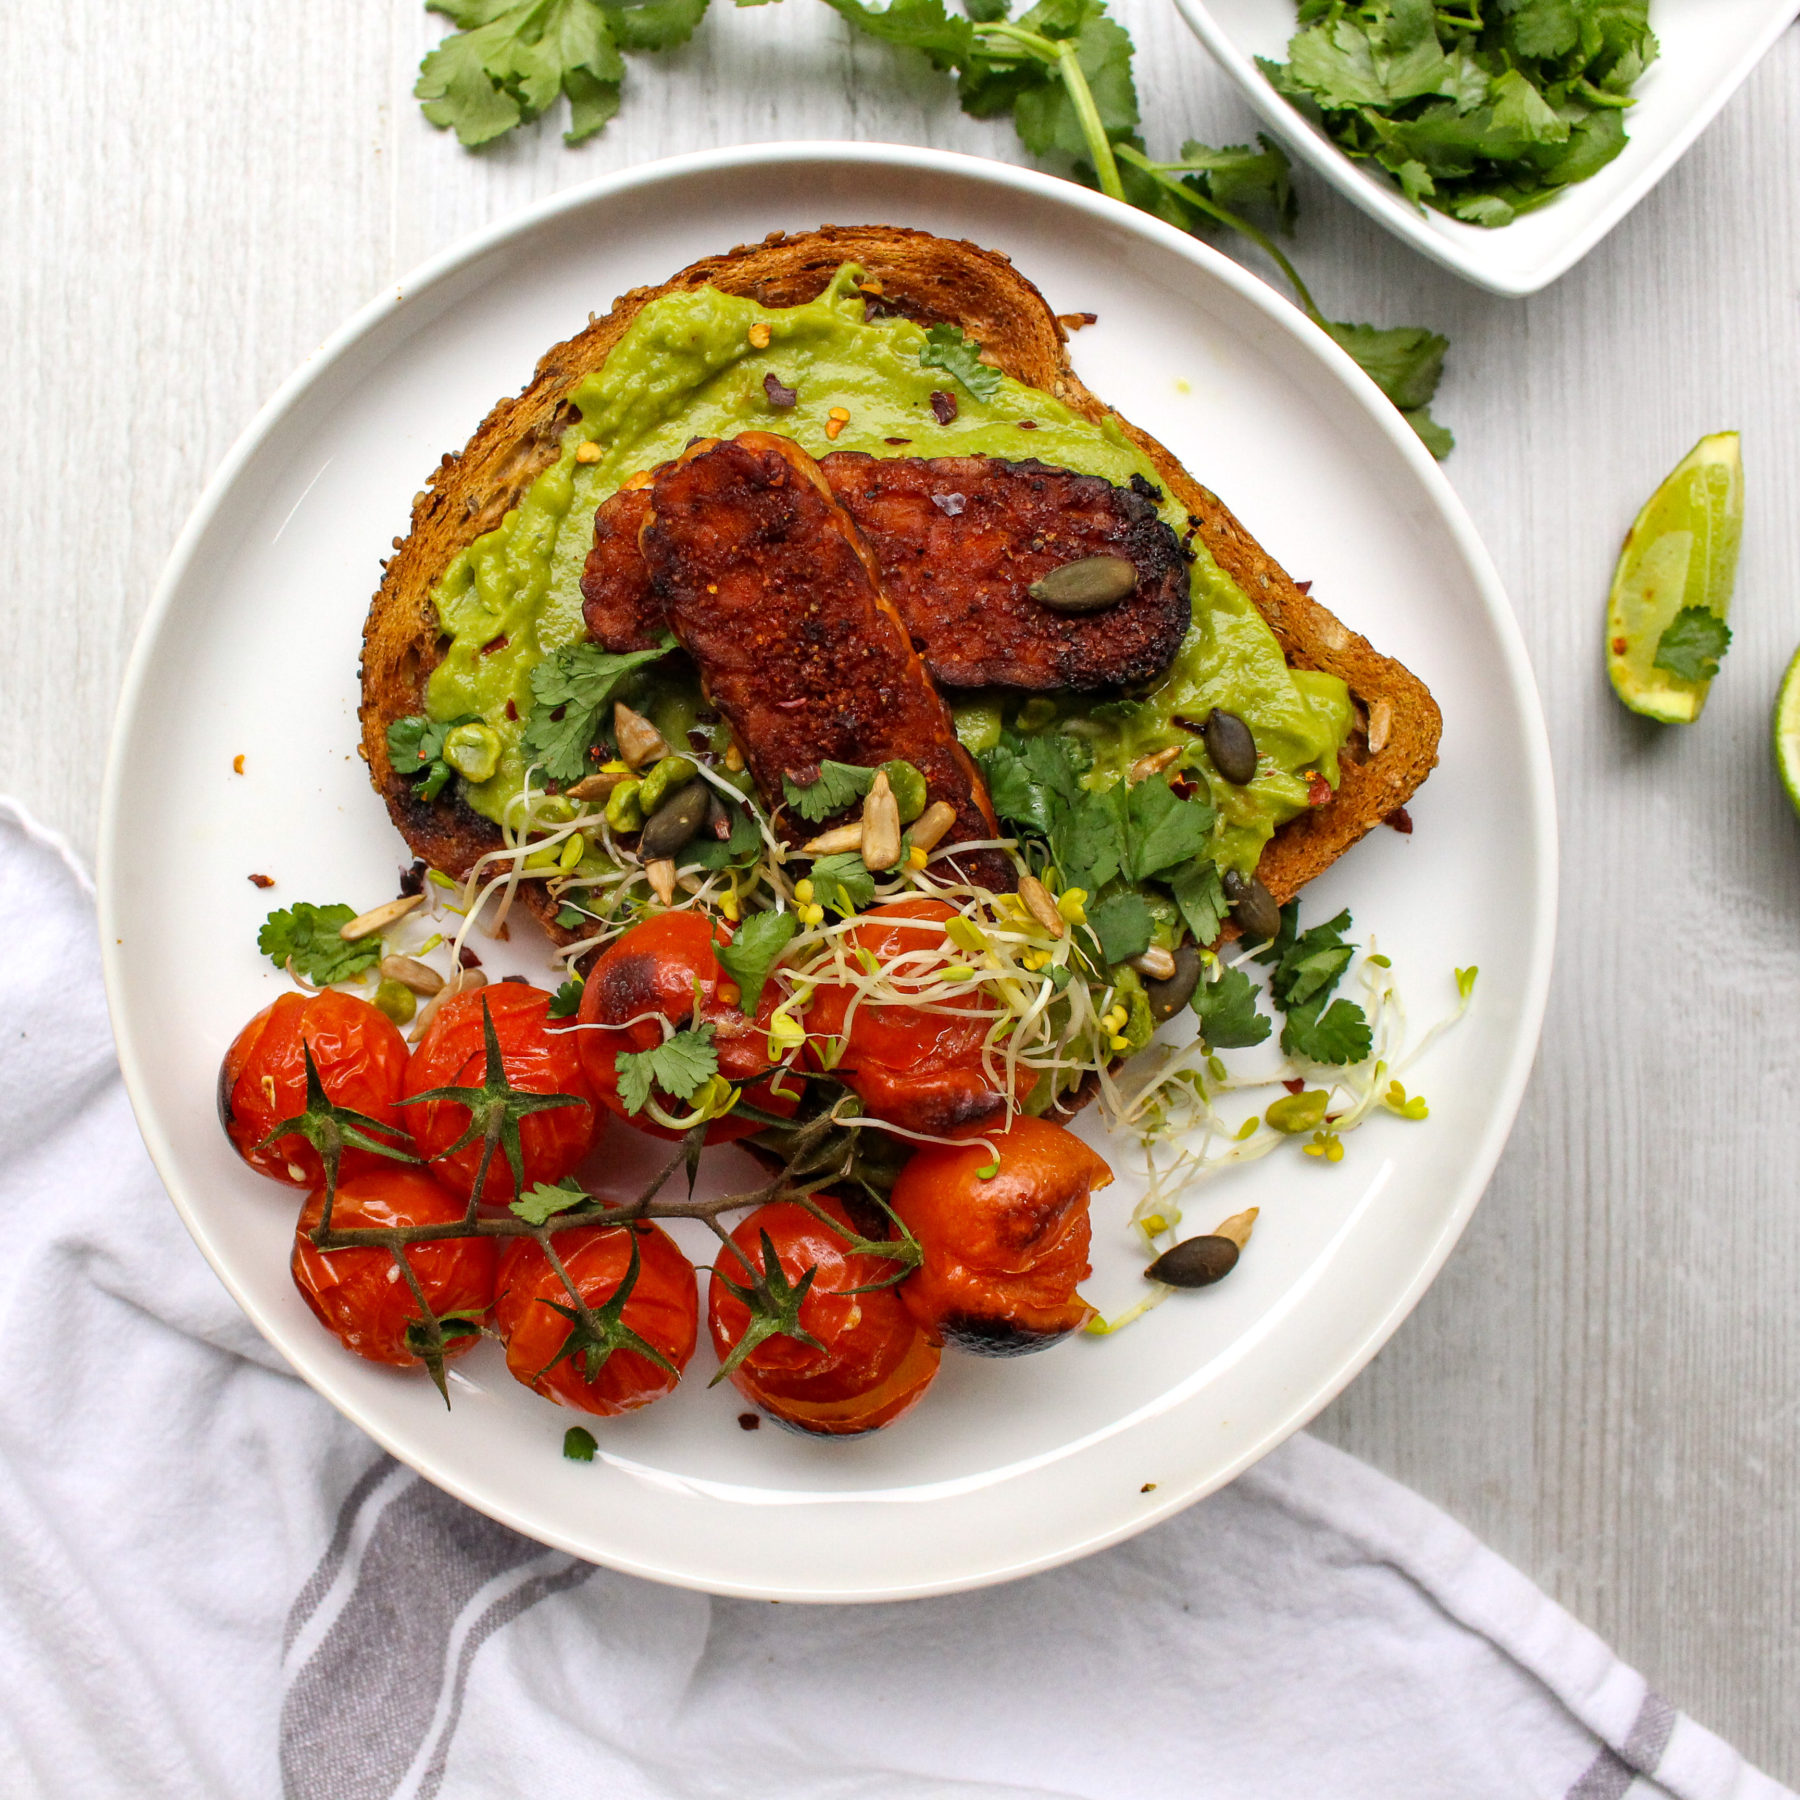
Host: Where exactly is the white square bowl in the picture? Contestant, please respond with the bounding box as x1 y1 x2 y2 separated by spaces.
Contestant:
1172 0 1798 297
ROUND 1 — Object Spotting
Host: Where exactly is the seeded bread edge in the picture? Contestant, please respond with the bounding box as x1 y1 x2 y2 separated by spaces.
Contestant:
358 223 1440 947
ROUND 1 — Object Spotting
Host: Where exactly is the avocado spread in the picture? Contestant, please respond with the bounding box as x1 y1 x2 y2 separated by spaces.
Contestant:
426 264 1351 875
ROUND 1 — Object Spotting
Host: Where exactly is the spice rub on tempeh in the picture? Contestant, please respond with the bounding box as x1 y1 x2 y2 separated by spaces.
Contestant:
583 451 1191 689
639 432 1013 891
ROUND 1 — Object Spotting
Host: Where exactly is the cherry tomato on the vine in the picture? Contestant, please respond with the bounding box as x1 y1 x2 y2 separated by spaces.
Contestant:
403 983 601 1203
890 1115 1111 1355
291 1166 497 1368
494 1222 698 1417
801 898 1028 1136
708 1198 940 1436
219 990 411 1187
577 912 800 1143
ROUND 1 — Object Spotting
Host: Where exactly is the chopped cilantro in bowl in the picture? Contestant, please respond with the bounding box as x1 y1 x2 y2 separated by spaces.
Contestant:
1258 0 1659 228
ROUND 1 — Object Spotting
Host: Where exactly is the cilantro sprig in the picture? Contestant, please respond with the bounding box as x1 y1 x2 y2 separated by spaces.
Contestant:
614 1024 719 1117
714 912 801 1014
918 325 1003 401
1260 1 1658 232
783 760 878 822
417 0 709 148
1256 901 1372 1065
258 903 384 985
522 635 674 784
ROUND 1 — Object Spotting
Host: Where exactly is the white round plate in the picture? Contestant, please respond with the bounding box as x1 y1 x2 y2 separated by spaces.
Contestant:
100 143 1555 1602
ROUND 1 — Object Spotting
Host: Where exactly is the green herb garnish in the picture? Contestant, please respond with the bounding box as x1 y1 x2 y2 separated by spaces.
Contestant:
1653 608 1732 684
258 903 383 985
1192 963 1272 1051
387 713 477 802
783 760 877 822
714 912 801 1014
521 636 674 784
614 1025 718 1116
918 324 1003 401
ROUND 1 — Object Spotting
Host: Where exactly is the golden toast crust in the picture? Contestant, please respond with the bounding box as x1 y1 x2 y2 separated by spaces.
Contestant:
359 224 1440 943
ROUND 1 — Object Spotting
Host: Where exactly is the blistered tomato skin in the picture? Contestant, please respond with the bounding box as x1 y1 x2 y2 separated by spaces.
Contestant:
707 1198 940 1436
576 912 799 1143
219 990 412 1187
801 898 1028 1136
494 1222 698 1417
404 984 600 1203
291 1167 497 1367
891 1116 1111 1356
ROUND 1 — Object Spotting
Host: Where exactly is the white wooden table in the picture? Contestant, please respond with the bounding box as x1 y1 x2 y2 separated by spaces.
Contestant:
6 1 1796 1777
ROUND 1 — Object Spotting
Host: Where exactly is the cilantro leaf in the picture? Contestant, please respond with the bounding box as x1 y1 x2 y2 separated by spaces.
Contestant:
1013 2 1138 166
1087 892 1153 964
714 911 800 1014
604 0 711 53
1325 321 1448 419
809 853 876 915
548 978 585 1018
816 0 974 66
418 0 638 148
1192 964 1271 1051
1268 907 1356 1010
1050 786 1124 896
511 1177 589 1224
258 903 383 986
1282 995 1372 1065
521 636 672 784
982 732 1087 837
1168 861 1229 947
614 1025 718 1116
1122 777 1214 882
783 760 877 822
919 324 1003 402
1653 608 1732 684
564 1425 598 1461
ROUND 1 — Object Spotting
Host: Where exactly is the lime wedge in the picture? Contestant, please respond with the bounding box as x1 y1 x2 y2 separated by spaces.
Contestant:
1775 644 1800 820
1606 432 1743 723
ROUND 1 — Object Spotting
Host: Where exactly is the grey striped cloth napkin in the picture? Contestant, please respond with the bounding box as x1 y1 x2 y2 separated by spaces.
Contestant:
0 800 1789 1800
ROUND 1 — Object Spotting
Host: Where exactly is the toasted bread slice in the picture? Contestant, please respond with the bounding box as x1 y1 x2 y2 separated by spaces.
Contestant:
360 225 1440 945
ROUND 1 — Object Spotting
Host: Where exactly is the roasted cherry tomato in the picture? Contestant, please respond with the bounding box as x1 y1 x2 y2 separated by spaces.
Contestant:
890 1115 1111 1355
291 1167 497 1368
708 1198 940 1436
219 990 412 1187
404 983 600 1203
802 898 1027 1135
494 1222 698 1417
577 912 800 1143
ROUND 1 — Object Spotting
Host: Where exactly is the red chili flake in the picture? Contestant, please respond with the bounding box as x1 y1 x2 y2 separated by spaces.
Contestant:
930 390 958 425
687 729 711 752
1171 714 1209 736
504 698 518 722
501 973 530 985
763 371 797 409
457 946 482 970
247 872 274 889
1283 1077 1307 1095
399 859 427 897
1017 419 1038 431
1306 771 1332 807
737 1413 761 1431
1169 774 1199 800
1295 580 1313 595
480 634 508 657
885 436 912 446
1611 636 1628 655
1325 1113 1341 1124
1386 806 1414 835
1058 311 1098 331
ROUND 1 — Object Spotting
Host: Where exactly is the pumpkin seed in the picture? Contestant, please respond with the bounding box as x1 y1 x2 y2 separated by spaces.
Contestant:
1146 1234 1239 1288
639 781 710 860
1203 708 1258 785
1028 554 1137 613
1222 869 1280 941
1142 944 1201 1020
